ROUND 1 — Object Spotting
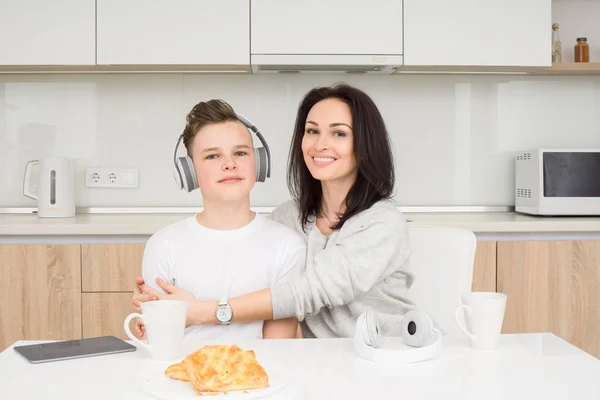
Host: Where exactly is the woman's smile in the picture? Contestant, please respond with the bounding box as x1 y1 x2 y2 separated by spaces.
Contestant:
312 156 337 166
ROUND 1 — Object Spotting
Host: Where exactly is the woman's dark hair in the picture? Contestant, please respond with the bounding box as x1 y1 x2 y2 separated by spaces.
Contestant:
287 83 395 231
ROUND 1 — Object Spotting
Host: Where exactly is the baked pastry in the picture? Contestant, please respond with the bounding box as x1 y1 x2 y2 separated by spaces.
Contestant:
164 361 190 382
165 345 269 393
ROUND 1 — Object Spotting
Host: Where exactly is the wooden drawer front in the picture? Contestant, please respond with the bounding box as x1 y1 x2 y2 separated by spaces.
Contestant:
82 244 145 292
82 293 135 340
0 244 81 351
472 241 496 293
498 240 600 359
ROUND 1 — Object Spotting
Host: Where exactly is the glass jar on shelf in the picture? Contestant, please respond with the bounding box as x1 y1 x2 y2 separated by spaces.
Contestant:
552 23 561 63
574 37 590 63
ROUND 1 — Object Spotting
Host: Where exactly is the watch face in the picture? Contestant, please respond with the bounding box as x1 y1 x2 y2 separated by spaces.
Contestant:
216 305 232 322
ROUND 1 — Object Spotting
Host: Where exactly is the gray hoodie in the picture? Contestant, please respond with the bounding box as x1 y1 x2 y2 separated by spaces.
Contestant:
269 199 415 338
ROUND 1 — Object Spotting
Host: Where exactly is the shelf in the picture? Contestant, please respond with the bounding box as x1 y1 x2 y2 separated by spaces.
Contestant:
394 63 600 76
0 63 599 76
534 62 600 75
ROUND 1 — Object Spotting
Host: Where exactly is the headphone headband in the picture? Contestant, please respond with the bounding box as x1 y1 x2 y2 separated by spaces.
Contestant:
173 113 271 192
235 113 272 178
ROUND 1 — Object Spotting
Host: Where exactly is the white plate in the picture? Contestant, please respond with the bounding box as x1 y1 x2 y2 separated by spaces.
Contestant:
135 360 289 400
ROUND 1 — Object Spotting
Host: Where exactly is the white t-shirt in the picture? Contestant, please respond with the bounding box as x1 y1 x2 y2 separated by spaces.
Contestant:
141 213 306 342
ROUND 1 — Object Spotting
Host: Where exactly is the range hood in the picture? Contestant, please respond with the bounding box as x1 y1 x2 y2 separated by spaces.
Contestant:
250 54 403 75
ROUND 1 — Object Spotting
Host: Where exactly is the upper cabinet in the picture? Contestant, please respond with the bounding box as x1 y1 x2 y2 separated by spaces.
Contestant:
96 0 250 69
250 0 404 73
403 0 552 67
0 0 585 74
251 0 403 55
0 0 95 66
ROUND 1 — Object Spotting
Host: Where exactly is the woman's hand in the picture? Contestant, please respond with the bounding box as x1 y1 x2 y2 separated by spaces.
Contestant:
131 276 157 313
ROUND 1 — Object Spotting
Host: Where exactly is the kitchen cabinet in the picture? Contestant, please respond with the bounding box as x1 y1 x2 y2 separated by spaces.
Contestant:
96 0 250 68
0 0 95 66
498 240 600 359
472 241 496 292
82 293 134 340
402 0 552 67
0 245 81 351
0 240 500 344
81 244 144 340
4 239 600 359
82 244 145 292
250 0 403 56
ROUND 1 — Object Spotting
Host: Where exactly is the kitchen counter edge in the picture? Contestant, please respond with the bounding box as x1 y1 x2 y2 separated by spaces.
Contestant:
1 211 600 236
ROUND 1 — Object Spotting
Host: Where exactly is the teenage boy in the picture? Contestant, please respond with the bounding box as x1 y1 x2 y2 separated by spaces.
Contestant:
135 99 306 340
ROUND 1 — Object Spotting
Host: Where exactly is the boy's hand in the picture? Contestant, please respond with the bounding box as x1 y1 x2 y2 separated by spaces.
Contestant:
141 278 198 327
131 276 158 313
135 318 146 340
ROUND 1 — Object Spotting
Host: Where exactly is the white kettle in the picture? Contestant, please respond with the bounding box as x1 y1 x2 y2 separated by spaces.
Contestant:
23 157 76 218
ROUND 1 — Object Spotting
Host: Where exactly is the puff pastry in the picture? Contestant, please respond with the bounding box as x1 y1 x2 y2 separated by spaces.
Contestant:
165 345 269 393
164 362 190 382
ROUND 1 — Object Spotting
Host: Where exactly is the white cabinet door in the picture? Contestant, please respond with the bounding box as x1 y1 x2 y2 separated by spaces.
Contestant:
403 0 551 67
251 0 403 55
96 0 249 66
0 0 95 65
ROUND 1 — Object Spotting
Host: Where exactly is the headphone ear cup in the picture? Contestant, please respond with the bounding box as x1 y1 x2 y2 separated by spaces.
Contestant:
254 147 268 182
356 311 380 348
401 310 437 348
177 156 198 192
173 162 184 190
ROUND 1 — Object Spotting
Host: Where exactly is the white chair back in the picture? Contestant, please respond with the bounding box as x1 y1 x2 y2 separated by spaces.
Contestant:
407 224 477 338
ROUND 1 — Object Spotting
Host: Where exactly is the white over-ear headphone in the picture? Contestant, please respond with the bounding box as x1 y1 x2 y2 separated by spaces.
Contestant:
173 113 272 192
353 309 443 363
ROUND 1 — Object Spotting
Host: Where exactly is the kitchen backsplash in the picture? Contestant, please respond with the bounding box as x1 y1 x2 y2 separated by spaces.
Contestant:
1 72 600 208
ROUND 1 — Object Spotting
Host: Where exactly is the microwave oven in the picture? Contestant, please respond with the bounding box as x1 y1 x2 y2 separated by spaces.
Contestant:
515 149 600 216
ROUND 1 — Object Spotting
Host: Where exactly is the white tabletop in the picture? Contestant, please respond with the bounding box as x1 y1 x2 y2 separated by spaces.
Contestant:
1 333 599 400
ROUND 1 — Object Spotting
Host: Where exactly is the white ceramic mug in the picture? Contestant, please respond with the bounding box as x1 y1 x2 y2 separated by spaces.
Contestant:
124 300 188 361
455 292 507 350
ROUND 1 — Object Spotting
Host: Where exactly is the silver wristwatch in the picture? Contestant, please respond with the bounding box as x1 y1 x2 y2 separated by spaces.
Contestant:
215 296 233 325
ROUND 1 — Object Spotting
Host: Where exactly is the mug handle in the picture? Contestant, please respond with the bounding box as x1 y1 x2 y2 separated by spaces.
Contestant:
124 312 153 355
455 305 477 341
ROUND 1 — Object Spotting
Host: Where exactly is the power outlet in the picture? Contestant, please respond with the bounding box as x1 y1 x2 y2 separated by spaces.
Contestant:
85 168 138 188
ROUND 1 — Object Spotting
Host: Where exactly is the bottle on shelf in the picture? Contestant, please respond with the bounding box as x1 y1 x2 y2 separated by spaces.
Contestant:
574 37 590 63
552 23 562 63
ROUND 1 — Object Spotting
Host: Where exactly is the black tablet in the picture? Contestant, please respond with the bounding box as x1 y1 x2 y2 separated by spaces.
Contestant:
13 336 137 364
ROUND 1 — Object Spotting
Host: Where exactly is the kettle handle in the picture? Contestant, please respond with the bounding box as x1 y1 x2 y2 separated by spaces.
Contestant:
23 160 39 200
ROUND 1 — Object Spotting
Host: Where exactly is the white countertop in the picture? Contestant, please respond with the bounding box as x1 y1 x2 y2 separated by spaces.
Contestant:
1 211 600 236
1 334 599 400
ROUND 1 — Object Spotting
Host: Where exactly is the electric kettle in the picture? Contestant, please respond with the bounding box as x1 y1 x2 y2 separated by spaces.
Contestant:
23 157 76 218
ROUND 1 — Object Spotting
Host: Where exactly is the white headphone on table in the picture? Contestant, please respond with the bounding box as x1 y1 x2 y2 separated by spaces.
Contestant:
353 309 443 364
173 113 272 192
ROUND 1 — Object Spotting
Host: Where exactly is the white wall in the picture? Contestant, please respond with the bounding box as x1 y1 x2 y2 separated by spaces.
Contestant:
553 0 600 63
1 72 600 208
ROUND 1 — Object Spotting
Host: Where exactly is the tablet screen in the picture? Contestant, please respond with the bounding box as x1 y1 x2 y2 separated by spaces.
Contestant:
14 336 137 363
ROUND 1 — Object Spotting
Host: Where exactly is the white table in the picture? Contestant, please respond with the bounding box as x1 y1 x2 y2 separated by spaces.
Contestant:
1 333 599 400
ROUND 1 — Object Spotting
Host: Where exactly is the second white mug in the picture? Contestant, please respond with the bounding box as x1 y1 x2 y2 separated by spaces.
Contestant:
455 292 507 350
124 299 188 361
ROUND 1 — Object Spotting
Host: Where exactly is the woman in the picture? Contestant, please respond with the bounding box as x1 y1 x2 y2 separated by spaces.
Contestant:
133 83 415 338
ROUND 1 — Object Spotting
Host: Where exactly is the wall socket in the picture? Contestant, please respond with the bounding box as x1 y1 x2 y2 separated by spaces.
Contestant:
85 168 139 188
